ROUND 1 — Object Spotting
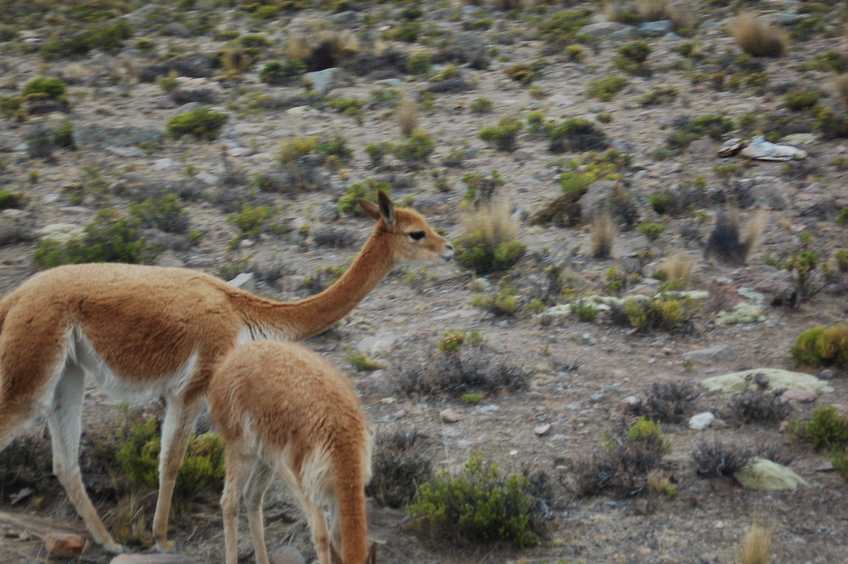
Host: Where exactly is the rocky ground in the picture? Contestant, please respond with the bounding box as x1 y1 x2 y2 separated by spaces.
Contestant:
1 0 848 563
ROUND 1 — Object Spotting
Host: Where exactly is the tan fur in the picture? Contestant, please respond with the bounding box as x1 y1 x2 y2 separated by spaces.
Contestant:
0 193 450 553
210 341 374 564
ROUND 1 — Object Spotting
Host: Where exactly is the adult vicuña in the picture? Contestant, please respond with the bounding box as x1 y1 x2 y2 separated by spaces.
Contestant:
0 192 451 553
212 341 376 564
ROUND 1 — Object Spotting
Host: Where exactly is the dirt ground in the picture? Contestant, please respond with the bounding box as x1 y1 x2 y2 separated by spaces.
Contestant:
1 0 848 562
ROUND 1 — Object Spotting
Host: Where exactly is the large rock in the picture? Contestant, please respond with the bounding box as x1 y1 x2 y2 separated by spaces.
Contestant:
72 125 163 149
731 267 797 307
734 459 810 491
702 368 834 395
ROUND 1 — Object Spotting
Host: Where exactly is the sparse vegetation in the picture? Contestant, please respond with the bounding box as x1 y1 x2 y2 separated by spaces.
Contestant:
166 106 228 140
454 201 526 274
691 440 752 478
478 116 523 152
367 431 433 509
586 76 629 102
792 326 848 367
731 12 788 58
627 381 700 423
786 406 848 449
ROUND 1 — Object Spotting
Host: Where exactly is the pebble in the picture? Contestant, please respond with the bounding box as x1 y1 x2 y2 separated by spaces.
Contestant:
589 393 605 404
440 408 461 423
153 158 178 170
534 423 551 436
44 533 85 558
782 389 817 403
819 369 836 379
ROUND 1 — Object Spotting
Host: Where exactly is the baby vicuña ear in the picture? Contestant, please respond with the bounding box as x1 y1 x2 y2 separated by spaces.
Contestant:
358 198 381 221
377 191 395 227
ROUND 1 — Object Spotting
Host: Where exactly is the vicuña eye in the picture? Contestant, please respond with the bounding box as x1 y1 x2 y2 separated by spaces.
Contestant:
409 231 426 241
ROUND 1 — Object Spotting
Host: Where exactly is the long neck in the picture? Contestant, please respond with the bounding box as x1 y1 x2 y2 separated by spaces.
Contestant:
240 226 395 341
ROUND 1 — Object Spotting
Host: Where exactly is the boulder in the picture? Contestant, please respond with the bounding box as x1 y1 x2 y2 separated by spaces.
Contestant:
702 368 834 395
734 459 810 491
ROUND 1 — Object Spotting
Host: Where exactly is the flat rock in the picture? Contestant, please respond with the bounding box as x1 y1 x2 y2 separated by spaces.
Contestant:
440 408 461 423
702 368 834 395
111 556 201 564
734 459 810 491
714 303 765 326
37 223 84 244
356 332 399 355
228 272 255 292
580 21 633 37
44 532 85 558
782 389 817 403
681 345 738 361
534 423 552 436
689 412 715 430
269 545 306 564
72 125 162 149
304 68 340 95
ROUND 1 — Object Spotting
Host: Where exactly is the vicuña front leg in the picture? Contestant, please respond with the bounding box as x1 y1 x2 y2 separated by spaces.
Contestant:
243 460 275 564
48 364 125 554
152 398 202 552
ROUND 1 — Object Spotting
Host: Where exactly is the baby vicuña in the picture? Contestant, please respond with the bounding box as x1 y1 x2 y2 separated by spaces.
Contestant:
211 340 375 564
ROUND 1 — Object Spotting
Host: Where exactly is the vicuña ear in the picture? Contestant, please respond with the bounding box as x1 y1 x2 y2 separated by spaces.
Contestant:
366 541 378 563
358 199 381 221
377 191 395 227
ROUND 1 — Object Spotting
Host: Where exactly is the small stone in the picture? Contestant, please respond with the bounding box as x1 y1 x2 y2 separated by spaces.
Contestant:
715 521 725 530
623 395 640 407
689 412 715 430
754 372 770 388
661 347 673 355
195 172 219 185
589 393 605 404
815 460 834 472
269 545 306 564
240 239 255 248
153 157 178 170
440 408 461 423
819 369 836 379
581 333 597 346
44 533 85 558
534 423 551 436
782 389 817 403
681 345 738 362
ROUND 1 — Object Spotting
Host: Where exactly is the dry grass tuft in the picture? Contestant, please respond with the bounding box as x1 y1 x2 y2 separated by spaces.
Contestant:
590 213 617 259
731 12 788 58
739 523 773 564
836 73 848 108
287 31 358 69
461 199 518 249
397 98 419 136
659 253 693 289
705 209 765 265
222 44 250 74
638 0 670 22
287 34 311 61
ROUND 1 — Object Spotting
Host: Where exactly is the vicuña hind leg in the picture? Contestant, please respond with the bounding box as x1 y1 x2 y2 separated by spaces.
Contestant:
243 460 275 564
304 499 333 564
47 362 125 554
152 397 202 552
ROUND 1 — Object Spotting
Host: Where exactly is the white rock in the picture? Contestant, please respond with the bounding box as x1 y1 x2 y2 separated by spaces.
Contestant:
37 223 84 244
153 157 178 170
689 412 714 430
534 424 551 436
440 408 461 423
228 272 255 292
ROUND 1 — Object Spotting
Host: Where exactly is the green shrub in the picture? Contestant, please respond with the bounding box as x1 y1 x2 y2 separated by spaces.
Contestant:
41 20 133 60
504 63 535 84
389 129 435 164
638 222 666 242
116 410 225 499
346 353 385 371
640 86 678 106
385 21 421 43
649 193 671 214
622 296 686 332
0 190 27 210
791 326 848 367
260 59 307 85
439 331 466 354
279 136 319 165
689 114 735 140
158 77 179 93
338 179 392 214
784 90 821 111
586 76 628 102
228 204 274 237
22 77 67 101
536 9 593 44
407 452 539 548
835 250 848 273
318 134 353 161
787 406 848 449
33 210 159 268
832 447 848 484
478 116 523 152
471 286 520 316
572 299 598 322
615 41 651 73
470 97 493 114
129 194 189 234
456 231 525 274
547 118 607 153
166 106 228 141
406 52 432 75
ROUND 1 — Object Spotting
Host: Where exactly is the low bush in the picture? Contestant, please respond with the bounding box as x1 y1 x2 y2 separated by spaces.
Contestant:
690 440 752 478
791 326 848 367
33 210 159 268
166 106 228 140
407 452 540 548
728 392 791 425
454 201 524 274
366 431 432 509
626 381 700 423
787 406 848 449
388 128 435 165
478 116 523 151
569 418 671 497
784 90 821 111
338 179 391 215
615 41 651 74
228 204 274 238
397 349 529 398
504 63 535 84
259 59 307 85
731 12 787 58
586 76 629 102
638 221 665 242
547 118 608 153
129 194 190 234
471 285 520 316
620 296 689 332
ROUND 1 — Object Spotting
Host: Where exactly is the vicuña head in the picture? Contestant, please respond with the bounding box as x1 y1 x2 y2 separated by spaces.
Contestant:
0 191 447 553
211 341 375 564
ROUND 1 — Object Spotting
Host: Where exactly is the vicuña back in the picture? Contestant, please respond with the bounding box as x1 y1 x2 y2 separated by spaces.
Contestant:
210 341 375 564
